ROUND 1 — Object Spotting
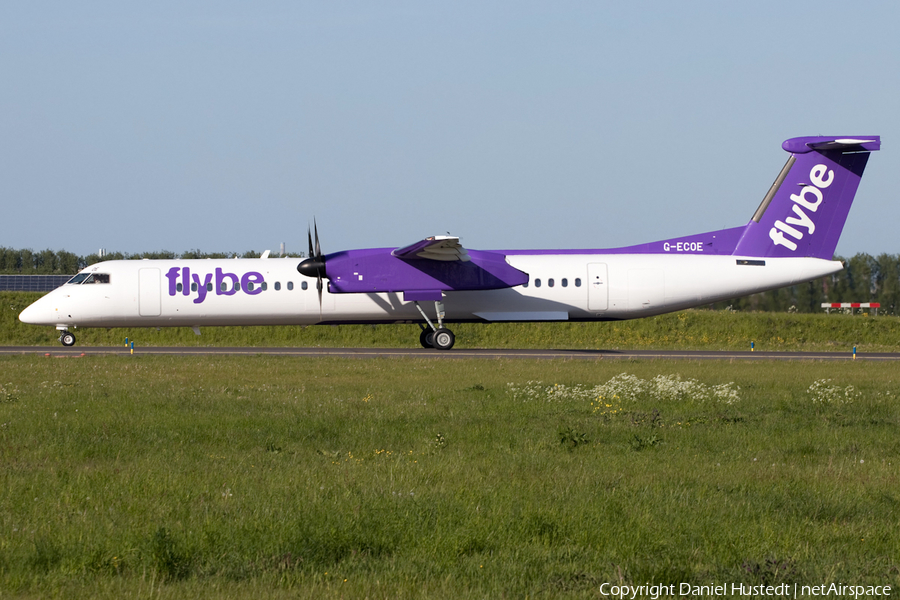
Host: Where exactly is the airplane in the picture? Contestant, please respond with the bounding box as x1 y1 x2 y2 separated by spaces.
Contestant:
19 135 880 349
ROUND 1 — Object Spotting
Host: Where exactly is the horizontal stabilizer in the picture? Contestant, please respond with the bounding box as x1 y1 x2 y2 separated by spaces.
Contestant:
782 136 880 154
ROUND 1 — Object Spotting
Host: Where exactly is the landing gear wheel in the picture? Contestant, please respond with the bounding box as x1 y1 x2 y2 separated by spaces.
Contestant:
419 329 434 348
412 300 453 349
431 328 455 350
59 332 76 347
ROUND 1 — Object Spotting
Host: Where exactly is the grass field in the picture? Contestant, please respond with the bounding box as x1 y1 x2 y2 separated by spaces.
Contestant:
1 355 898 598
4 291 900 352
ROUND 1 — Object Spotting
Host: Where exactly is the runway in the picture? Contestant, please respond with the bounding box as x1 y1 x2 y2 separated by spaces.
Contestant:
0 346 896 361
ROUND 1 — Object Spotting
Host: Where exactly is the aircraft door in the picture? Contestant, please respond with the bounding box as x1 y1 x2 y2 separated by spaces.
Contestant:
139 268 162 317
587 263 608 311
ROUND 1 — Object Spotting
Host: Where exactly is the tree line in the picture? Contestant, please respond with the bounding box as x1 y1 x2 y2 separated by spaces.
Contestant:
707 253 900 315
2 247 898 314
0 247 304 276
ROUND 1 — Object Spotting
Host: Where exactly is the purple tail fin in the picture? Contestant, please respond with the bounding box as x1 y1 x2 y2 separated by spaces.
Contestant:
732 136 880 259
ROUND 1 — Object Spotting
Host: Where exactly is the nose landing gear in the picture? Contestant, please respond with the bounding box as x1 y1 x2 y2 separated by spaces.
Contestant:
58 330 76 347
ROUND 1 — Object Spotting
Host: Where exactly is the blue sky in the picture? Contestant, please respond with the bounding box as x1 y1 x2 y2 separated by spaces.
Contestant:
2 2 897 258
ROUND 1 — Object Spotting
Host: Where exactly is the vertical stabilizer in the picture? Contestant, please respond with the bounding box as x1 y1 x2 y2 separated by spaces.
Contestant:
733 136 880 259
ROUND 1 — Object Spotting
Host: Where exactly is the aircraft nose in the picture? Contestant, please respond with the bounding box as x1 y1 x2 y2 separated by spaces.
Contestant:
19 298 49 325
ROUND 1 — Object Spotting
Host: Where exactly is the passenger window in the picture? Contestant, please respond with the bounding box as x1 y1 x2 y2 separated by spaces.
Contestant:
191 282 197 292
234 283 240 292
206 283 213 292
548 278 555 288
275 282 281 291
301 281 308 290
562 278 568 287
261 282 267 291
247 282 255 292
287 281 294 291
575 278 582 287
523 281 529 288
176 283 183 293
221 282 227 292
535 279 542 288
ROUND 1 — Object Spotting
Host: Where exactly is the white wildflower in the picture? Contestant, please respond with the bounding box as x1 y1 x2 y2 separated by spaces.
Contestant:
594 373 648 402
508 372 739 405
808 379 859 405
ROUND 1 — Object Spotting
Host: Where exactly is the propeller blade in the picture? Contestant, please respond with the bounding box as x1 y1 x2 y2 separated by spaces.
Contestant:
298 220 327 316
316 276 323 316
314 219 321 259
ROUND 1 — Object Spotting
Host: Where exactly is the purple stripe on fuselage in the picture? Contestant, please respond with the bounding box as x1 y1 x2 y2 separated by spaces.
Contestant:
499 226 746 256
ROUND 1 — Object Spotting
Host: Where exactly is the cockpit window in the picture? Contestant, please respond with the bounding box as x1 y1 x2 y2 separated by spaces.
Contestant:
67 273 110 284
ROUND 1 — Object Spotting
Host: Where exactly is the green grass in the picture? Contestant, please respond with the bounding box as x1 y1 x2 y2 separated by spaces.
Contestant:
4 291 900 351
0 356 898 598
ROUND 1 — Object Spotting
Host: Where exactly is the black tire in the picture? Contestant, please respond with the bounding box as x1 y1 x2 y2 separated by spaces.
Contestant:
60 332 76 347
432 328 455 350
419 329 434 348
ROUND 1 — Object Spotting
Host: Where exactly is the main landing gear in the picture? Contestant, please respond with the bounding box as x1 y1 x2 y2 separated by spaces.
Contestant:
414 300 455 350
58 330 76 347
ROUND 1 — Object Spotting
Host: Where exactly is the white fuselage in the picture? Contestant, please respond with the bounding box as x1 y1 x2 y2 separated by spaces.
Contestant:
19 254 842 330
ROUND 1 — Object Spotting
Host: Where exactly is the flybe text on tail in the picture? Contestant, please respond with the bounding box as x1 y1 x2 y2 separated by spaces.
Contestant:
768 163 832 251
730 135 880 259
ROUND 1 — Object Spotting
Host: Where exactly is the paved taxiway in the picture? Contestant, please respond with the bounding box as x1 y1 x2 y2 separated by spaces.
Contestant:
0 346 898 361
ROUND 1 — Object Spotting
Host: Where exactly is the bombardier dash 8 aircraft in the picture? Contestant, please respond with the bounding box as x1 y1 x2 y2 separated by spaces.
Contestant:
20 135 880 349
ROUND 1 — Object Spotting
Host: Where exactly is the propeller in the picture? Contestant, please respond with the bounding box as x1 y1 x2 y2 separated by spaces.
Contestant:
297 220 327 311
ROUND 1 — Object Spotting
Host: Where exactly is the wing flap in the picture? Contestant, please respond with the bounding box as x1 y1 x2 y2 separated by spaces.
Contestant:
392 236 471 262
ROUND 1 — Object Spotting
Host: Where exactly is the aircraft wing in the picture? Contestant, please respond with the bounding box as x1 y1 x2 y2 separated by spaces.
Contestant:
326 235 528 294
391 236 471 262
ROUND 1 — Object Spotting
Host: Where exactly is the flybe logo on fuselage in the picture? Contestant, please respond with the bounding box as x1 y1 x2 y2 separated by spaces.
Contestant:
165 267 265 304
768 163 834 251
